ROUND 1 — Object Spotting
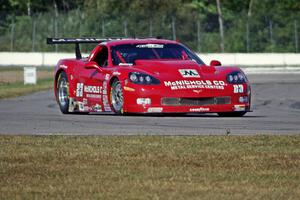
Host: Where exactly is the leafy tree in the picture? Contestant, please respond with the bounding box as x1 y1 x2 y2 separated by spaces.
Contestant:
0 0 299 52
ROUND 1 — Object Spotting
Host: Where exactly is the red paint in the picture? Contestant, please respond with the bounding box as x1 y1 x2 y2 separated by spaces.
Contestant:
54 39 251 114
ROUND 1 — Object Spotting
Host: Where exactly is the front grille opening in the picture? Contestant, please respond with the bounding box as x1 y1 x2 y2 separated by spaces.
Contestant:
161 97 231 106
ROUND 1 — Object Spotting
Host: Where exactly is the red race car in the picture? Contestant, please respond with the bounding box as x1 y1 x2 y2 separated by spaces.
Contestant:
47 38 251 117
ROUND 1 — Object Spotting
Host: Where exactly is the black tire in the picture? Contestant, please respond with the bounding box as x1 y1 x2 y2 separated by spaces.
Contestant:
110 79 124 114
217 111 247 117
56 71 70 114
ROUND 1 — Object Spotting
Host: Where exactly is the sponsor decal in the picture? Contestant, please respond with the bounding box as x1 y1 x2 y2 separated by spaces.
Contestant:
104 106 112 112
93 104 102 112
234 104 246 111
84 106 90 111
147 107 163 113
83 98 88 105
102 95 111 111
78 102 84 111
78 101 90 111
179 69 200 78
124 86 135 92
103 95 108 104
59 64 68 69
52 38 100 43
84 85 102 94
164 80 226 90
105 74 110 81
119 63 133 66
233 84 244 93
103 81 108 95
124 79 129 85
86 94 101 99
136 44 164 48
113 72 121 76
76 83 84 97
68 98 75 112
190 107 210 112
239 96 248 103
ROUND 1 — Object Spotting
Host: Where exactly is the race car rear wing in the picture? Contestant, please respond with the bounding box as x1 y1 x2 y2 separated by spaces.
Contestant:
47 38 109 59
47 37 163 59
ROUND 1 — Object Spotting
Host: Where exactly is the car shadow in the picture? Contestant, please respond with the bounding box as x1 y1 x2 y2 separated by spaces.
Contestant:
88 112 265 118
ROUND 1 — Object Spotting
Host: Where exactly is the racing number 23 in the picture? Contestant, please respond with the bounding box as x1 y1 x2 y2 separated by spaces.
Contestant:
233 85 244 93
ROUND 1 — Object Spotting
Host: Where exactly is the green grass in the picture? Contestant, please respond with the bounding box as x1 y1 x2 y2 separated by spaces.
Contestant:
0 136 299 199
0 78 53 99
0 67 53 99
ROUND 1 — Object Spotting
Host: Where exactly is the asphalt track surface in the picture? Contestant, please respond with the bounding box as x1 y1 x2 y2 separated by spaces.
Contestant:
0 74 300 135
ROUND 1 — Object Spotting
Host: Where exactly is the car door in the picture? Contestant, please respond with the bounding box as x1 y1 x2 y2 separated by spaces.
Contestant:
76 45 109 112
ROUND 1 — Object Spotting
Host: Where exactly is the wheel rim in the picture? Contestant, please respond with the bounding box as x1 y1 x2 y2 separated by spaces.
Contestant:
111 81 123 112
58 78 69 106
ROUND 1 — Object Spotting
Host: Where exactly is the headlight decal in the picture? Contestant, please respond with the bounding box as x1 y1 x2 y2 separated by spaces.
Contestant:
128 72 160 85
226 71 247 84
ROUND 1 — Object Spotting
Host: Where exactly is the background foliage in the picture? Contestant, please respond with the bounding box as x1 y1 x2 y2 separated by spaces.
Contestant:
0 0 300 53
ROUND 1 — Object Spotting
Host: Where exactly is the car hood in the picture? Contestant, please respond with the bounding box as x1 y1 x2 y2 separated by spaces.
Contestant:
133 59 223 80
130 59 245 96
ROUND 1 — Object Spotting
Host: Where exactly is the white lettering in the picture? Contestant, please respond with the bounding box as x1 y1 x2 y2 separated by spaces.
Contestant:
164 80 226 91
84 85 102 94
164 81 172 87
76 83 83 97
190 107 210 112
233 85 244 93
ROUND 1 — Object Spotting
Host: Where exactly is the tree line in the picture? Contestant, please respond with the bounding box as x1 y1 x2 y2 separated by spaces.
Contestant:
0 0 300 53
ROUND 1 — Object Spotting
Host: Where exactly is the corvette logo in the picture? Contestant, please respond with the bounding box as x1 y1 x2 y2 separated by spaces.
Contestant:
179 69 200 78
193 89 202 93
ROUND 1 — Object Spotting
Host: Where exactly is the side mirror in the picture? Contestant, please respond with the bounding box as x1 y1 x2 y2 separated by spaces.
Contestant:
84 61 102 71
210 60 222 67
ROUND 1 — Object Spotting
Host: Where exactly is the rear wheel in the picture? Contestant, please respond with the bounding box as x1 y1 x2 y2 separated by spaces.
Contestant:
110 79 124 114
56 71 70 114
217 112 247 117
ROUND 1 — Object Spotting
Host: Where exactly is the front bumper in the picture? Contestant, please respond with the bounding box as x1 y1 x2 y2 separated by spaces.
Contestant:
122 83 251 114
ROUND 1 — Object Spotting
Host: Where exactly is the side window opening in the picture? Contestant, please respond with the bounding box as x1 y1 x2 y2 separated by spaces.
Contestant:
93 46 108 67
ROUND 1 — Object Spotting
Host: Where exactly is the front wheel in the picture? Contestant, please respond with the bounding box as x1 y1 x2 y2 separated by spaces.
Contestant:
110 79 124 114
56 71 70 114
217 112 247 117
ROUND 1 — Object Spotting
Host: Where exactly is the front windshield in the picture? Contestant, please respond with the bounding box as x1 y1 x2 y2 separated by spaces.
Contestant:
111 43 204 66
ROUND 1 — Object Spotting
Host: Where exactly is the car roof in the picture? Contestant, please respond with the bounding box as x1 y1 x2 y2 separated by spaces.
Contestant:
101 38 179 46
